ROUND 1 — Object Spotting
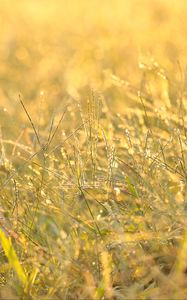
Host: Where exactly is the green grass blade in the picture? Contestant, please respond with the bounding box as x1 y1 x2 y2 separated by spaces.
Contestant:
0 228 27 285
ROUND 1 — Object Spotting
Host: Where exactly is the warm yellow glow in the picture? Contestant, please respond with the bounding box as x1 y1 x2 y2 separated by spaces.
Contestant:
0 0 186 111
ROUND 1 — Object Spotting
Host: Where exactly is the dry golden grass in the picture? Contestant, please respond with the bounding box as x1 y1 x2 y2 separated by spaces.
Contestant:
0 1 187 299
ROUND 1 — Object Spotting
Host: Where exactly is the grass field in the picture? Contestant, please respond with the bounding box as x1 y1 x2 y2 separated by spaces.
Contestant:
0 0 187 299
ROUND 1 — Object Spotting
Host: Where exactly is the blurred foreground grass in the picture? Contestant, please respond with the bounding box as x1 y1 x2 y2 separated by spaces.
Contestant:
0 0 187 299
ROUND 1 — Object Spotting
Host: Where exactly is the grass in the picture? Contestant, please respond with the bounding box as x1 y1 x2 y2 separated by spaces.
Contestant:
0 0 187 299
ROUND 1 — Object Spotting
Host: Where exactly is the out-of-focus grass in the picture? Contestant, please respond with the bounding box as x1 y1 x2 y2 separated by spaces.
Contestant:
0 0 187 299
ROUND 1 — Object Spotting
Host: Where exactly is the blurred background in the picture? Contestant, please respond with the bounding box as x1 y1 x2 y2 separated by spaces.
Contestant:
0 0 187 114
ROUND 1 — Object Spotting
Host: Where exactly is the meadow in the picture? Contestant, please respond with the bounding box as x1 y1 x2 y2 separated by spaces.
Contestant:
0 0 187 299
